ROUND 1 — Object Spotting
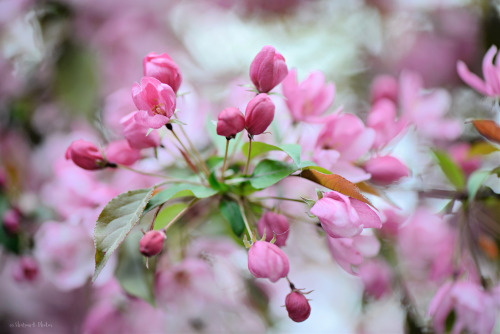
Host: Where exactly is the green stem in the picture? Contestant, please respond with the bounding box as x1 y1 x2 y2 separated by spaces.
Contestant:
171 129 210 177
164 198 199 232
177 123 211 176
117 165 170 179
252 196 305 203
237 198 253 240
243 136 253 176
220 139 230 182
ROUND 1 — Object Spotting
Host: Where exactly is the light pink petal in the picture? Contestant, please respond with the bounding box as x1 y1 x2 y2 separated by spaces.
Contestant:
134 110 169 129
353 234 380 257
482 45 500 95
457 61 489 96
350 199 381 229
341 127 375 161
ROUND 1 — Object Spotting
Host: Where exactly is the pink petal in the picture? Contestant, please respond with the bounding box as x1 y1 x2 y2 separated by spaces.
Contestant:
134 110 169 129
349 199 382 229
457 61 489 96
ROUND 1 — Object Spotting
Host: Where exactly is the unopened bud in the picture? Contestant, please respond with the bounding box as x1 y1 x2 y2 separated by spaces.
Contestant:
250 45 288 93
257 212 289 247
247 241 289 282
65 140 106 170
245 94 275 136
139 230 166 257
216 107 245 139
285 291 311 322
3 208 21 233
143 52 182 93
12 256 39 282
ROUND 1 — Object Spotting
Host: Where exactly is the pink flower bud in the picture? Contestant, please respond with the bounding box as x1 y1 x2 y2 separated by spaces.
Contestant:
216 107 245 138
285 291 311 322
257 212 289 247
245 93 275 136
250 45 288 93
12 256 39 282
121 112 161 149
370 74 398 104
105 140 141 166
143 52 182 93
359 260 392 300
3 208 21 233
132 76 176 129
247 241 289 282
363 155 409 185
65 140 106 170
139 230 166 257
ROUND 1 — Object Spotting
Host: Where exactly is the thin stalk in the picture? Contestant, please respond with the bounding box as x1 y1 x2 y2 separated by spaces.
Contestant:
178 123 210 176
171 129 210 177
164 198 199 232
243 136 253 176
252 196 305 203
463 206 487 288
226 132 242 169
220 138 230 182
237 198 254 240
148 204 164 231
117 165 170 179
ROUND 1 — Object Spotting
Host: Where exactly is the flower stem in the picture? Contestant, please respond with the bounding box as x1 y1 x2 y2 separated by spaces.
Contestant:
220 139 230 182
237 198 254 240
252 196 305 203
243 136 253 176
177 123 211 176
170 128 210 177
164 198 199 232
117 165 170 179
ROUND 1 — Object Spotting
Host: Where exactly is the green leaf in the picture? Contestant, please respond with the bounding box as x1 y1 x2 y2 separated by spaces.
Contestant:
219 197 245 237
93 188 154 282
229 181 259 196
115 230 155 304
249 159 297 189
433 150 466 190
467 170 490 199
298 160 317 169
153 203 189 230
241 142 302 166
208 172 229 193
145 184 217 212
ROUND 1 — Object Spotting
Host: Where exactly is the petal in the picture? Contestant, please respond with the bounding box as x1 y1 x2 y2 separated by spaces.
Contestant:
134 110 169 129
350 199 382 229
457 61 489 96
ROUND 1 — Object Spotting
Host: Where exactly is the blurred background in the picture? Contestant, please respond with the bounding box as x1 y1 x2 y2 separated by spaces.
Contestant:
1 0 499 333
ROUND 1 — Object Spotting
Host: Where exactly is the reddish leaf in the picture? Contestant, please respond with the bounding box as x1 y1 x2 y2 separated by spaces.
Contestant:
472 120 500 144
300 169 373 207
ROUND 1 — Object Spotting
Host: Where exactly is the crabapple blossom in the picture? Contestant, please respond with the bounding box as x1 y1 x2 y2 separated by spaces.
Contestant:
257 212 289 247
65 140 107 170
370 74 398 104
366 98 406 150
285 291 311 322
121 111 161 149
281 69 335 122
247 241 289 282
310 191 381 238
139 230 166 257
363 155 409 185
12 256 39 282
132 76 176 129
457 45 500 98
245 93 275 136
143 52 182 93
250 45 288 93
216 107 245 138
105 140 141 166
2 208 21 233
448 143 481 177
326 234 381 275
358 259 392 300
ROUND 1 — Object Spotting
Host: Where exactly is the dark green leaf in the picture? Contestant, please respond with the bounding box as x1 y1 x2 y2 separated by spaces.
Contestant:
219 198 245 237
146 184 217 212
249 159 297 189
93 188 154 282
208 172 229 193
433 150 466 190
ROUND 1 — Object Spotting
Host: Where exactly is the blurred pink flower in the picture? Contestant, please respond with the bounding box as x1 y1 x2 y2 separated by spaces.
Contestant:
281 69 335 123
2 208 21 233
121 111 161 149
310 191 381 238
457 45 500 97
247 241 289 282
250 45 288 93
326 234 380 275
257 212 290 247
359 259 392 300
11 256 39 283
105 140 141 166
370 75 398 105
367 98 406 149
132 76 176 129
143 52 182 93
363 155 409 185
314 113 375 182
428 281 497 334
448 143 481 177
245 93 275 136
216 107 245 138
65 140 106 170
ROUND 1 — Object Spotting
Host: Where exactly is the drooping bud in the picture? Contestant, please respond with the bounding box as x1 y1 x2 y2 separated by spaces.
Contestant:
3 208 21 233
216 107 245 139
250 45 288 93
65 140 107 170
363 155 409 185
247 241 289 282
143 52 182 93
285 291 311 322
12 256 39 282
257 212 289 247
121 112 161 149
139 230 166 257
105 140 141 166
245 94 275 136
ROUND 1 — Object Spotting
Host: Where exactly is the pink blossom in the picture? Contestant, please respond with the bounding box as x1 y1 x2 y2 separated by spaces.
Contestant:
448 143 481 177
2 208 21 233
11 256 39 282
314 113 375 182
257 212 290 247
65 139 107 170
245 93 275 136
281 69 335 122
359 259 392 300
105 140 141 166
139 230 166 257
363 155 409 185
326 234 381 275
428 281 497 334
250 45 288 93
247 241 289 282
379 209 405 238
458 45 500 98
216 107 245 138
310 191 381 238
132 76 176 129
121 111 161 149
370 74 398 104
367 98 406 149
285 291 311 322
143 52 182 93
